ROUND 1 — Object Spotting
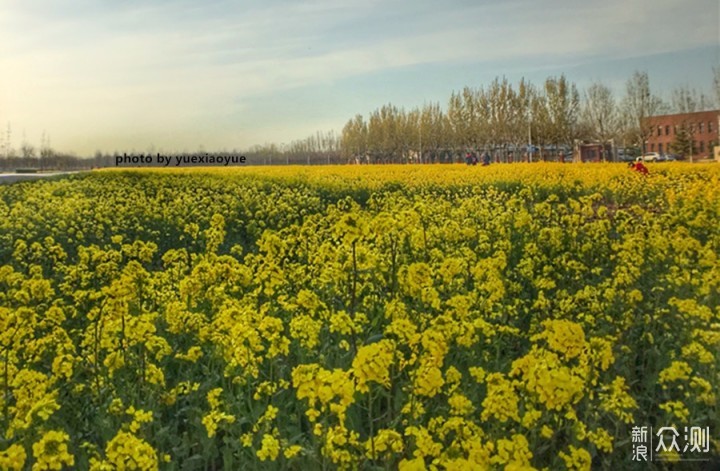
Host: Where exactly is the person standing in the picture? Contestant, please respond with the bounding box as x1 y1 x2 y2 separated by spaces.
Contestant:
482 151 490 166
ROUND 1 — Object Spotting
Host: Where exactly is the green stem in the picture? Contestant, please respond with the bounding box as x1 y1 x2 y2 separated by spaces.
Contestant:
368 389 375 464
351 240 357 316
3 346 9 431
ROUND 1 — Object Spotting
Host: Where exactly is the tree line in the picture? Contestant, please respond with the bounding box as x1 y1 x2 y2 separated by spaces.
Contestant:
340 70 720 164
0 130 345 170
0 128 92 171
242 130 342 165
1 69 718 169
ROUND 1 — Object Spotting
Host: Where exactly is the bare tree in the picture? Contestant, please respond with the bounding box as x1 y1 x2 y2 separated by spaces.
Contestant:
342 114 369 163
447 91 467 156
419 102 446 163
543 75 580 158
621 71 663 154
487 77 515 160
20 132 36 159
581 82 620 160
40 131 53 170
504 78 536 162
365 104 405 163
529 87 551 161
670 85 709 113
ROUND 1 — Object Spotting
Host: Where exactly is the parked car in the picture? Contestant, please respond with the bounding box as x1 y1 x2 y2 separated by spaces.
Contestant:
642 152 661 162
663 153 680 161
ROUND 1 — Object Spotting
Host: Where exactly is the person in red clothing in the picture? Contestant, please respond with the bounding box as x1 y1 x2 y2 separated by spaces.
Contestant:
629 158 649 175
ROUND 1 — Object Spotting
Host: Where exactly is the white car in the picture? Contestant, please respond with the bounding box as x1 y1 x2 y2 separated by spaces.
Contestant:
642 152 661 162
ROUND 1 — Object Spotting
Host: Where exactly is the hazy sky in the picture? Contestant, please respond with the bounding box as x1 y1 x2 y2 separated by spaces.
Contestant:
1 0 718 156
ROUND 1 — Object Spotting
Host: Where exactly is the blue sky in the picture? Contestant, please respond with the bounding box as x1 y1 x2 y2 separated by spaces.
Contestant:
1 0 718 156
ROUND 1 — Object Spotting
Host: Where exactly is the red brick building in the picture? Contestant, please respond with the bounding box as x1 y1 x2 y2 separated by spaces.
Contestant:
644 110 720 159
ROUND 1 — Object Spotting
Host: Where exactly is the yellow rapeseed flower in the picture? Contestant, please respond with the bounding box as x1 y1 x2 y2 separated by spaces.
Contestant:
412 363 444 398
0 443 27 471
481 373 520 422
256 434 280 461
31 430 74 471
103 431 158 471
352 339 395 393
559 445 591 471
658 361 692 385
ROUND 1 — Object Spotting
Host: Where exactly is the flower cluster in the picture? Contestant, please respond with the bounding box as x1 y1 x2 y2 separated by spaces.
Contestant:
0 163 717 469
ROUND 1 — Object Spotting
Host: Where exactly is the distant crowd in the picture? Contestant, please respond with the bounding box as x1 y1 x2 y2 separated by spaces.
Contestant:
464 151 492 166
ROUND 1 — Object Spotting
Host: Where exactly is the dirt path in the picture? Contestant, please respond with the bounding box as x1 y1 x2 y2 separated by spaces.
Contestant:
0 171 84 185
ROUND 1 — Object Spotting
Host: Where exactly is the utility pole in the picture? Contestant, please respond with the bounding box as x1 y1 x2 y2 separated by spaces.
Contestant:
528 109 533 163
4 123 11 158
419 117 423 164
